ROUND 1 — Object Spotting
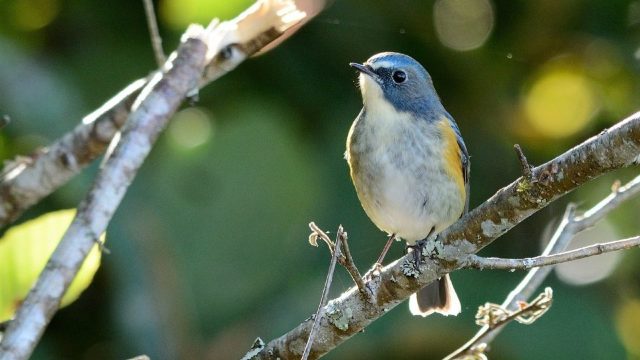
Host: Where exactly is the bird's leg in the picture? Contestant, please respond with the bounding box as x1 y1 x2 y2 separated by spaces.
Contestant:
407 227 436 270
364 233 396 280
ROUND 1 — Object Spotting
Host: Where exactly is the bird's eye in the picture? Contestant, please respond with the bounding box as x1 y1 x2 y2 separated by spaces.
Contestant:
392 70 407 84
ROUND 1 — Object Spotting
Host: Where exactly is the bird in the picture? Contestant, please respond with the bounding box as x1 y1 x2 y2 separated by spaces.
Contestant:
345 52 469 317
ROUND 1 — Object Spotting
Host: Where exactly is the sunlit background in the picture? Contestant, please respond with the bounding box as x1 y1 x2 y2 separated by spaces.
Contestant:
1 0 640 359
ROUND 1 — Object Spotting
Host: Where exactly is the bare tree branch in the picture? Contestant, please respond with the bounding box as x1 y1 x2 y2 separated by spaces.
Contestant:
465 236 640 270
446 172 640 359
464 174 640 271
0 79 145 228
476 287 554 328
335 228 368 300
142 0 166 67
302 227 344 360
513 144 533 180
308 223 368 299
0 0 315 231
0 29 209 360
253 111 640 359
0 2 306 359
0 1 636 358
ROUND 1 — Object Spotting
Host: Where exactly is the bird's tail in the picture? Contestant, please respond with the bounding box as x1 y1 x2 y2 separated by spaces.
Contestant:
409 274 461 317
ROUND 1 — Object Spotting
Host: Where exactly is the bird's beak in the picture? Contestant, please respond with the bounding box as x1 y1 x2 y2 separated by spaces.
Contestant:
349 62 377 79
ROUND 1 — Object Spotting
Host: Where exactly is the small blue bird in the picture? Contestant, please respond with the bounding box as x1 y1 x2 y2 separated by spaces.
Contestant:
346 52 469 316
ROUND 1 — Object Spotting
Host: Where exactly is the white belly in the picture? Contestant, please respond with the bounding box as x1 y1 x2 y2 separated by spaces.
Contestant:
361 157 462 243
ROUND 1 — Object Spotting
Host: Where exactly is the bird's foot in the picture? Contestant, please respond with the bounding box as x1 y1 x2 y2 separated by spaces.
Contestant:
405 243 423 272
405 228 437 272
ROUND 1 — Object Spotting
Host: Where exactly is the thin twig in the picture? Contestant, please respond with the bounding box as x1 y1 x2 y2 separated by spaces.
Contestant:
514 144 533 180
446 174 640 359
465 236 640 270
498 173 640 311
308 223 369 300
308 222 336 254
501 204 576 306
575 174 640 227
336 228 369 300
475 287 553 330
142 0 166 67
302 228 342 360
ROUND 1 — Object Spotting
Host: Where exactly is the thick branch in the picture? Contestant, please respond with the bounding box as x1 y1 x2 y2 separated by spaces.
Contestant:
435 112 640 256
0 2 306 359
464 173 640 272
446 173 640 358
0 30 209 360
254 111 640 359
0 0 308 231
0 79 145 228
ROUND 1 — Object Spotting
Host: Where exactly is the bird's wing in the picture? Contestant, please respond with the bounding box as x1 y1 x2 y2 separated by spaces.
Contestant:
457 134 470 214
447 116 470 214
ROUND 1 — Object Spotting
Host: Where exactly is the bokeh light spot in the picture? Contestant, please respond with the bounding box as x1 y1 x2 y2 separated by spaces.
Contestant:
616 299 640 356
168 108 214 149
433 0 495 51
524 69 597 139
555 221 620 286
12 0 60 31
160 0 254 29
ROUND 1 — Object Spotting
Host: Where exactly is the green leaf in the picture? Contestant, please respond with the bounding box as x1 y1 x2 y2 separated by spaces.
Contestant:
0 209 104 322
159 0 255 29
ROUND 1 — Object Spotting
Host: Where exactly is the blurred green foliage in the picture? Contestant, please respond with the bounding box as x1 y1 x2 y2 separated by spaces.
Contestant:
0 209 103 322
1 0 640 359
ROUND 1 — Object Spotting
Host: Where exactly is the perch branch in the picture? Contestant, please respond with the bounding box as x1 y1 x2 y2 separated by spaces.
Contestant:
446 173 640 359
252 110 640 359
0 2 306 359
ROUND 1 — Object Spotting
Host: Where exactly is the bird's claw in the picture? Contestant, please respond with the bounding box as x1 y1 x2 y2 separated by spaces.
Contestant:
406 235 436 272
405 244 423 272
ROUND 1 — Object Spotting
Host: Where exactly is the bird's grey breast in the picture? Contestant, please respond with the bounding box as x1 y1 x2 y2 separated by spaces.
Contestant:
348 106 458 241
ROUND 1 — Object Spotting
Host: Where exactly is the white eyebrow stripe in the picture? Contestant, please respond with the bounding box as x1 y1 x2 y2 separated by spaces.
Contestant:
369 60 395 70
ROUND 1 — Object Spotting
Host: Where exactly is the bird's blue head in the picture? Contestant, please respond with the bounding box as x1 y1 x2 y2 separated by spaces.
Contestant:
350 52 444 116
